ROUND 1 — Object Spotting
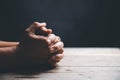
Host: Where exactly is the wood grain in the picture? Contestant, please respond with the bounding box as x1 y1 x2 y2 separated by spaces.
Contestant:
0 48 120 80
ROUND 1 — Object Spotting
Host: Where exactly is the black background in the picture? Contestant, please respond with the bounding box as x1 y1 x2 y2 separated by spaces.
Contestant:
0 0 119 47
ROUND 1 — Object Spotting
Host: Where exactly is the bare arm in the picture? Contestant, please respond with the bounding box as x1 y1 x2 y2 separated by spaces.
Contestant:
0 46 17 68
0 41 19 47
0 41 18 68
0 22 64 70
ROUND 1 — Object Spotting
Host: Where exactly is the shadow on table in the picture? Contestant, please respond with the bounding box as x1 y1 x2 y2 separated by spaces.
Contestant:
0 65 57 79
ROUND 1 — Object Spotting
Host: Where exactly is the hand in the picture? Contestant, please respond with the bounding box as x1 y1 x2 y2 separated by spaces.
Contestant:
16 22 64 67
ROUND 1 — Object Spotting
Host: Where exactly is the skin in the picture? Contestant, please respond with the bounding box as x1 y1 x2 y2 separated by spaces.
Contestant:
0 22 64 69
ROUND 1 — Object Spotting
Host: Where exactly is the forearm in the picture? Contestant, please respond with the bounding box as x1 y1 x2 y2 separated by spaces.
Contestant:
0 41 19 47
0 46 17 68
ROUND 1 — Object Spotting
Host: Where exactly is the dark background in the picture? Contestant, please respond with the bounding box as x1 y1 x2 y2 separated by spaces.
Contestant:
0 0 119 47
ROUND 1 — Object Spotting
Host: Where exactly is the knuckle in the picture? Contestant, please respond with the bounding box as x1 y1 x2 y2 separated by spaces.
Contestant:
59 55 64 59
48 34 56 38
55 55 60 59
55 54 64 60
60 41 64 47
56 36 60 39
33 22 39 26
57 41 64 47
49 42 64 53
60 48 64 53
45 39 51 45
54 45 59 51
24 28 32 37
56 36 61 42
42 37 51 46
25 28 30 32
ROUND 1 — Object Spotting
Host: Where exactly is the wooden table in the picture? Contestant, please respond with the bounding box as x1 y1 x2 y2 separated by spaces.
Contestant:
0 48 120 80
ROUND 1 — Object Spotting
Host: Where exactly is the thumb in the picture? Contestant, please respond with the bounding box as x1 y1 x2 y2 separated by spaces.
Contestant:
35 22 52 36
26 22 52 36
40 24 52 35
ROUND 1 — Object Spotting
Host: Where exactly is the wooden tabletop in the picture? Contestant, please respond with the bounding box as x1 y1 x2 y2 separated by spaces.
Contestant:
0 48 120 80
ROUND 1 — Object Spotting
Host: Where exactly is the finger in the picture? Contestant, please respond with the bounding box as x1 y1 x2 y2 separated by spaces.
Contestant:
36 26 52 36
48 53 64 66
50 53 64 62
47 34 61 45
26 22 46 33
52 36 61 44
32 22 52 35
48 60 57 66
40 27 52 34
29 33 51 46
26 22 52 36
49 42 64 53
